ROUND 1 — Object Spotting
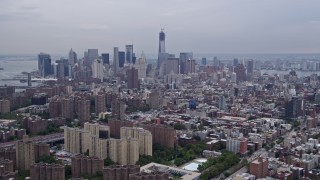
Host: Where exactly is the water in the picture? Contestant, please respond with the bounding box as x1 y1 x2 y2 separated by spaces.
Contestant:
0 55 38 86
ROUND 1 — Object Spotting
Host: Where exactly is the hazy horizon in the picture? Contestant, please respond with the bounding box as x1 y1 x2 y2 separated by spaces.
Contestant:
1 0 320 55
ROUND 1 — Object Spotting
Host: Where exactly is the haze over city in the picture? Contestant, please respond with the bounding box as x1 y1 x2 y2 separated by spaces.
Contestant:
1 0 320 55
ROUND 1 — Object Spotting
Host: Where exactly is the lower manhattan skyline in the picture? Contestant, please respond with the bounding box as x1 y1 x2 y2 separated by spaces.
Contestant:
1 0 320 54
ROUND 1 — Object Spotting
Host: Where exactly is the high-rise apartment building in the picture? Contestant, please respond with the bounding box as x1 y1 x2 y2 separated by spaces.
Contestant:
125 45 133 64
63 127 90 154
226 137 248 154
120 127 152 156
108 119 133 139
87 49 99 66
144 125 176 148
103 165 140 180
71 155 103 178
16 135 35 172
75 97 90 122
249 158 268 179
111 98 126 121
30 163 65 180
38 53 52 77
109 138 139 165
61 97 74 120
95 93 106 114
0 100 10 113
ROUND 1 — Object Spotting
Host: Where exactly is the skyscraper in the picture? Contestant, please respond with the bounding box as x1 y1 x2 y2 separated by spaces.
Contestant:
92 59 104 82
125 45 133 64
127 67 139 89
38 53 52 77
68 48 77 66
87 49 99 66
95 93 106 114
157 29 166 69
101 53 109 64
247 59 254 74
179 52 193 74
119 51 125 68
202 57 207 66
113 47 119 73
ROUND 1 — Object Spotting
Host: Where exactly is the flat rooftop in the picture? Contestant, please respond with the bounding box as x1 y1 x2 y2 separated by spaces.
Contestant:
141 162 201 180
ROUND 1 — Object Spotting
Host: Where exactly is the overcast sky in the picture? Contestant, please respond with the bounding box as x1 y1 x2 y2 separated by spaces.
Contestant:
1 0 320 56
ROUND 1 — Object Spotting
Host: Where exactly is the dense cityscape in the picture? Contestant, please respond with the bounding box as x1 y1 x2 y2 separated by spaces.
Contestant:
0 28 319 180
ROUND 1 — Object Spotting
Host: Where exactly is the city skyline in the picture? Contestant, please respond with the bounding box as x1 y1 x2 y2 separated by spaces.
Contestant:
1 0 320 55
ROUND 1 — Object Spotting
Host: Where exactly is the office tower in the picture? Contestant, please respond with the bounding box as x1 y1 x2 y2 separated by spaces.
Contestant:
101 53 109 64
95 93 106 114
16 135 35 171
109 138 139 165
30 163 65 180
111 98 126 121
120 127 153 156
69 48 77 66
218 95 226 110
233 58 239 67
125 45 133 64
234 64 246 83
165 58 179 75
247 60 254 74
92 59 104 82
64 127 90 154
213 56 220 67
249 158 268 179
103 165 140 180
127 67 139 89
71 155 103 178
285 96 303 119
179 52 193 74
135 52 147 79
157 29 166 69
144 125 176 148
202 57 207 66
113 47 119 73
119 51 125 68
186 59 196 74
38 53 52 77
108 119 133 139
230 72 237 84
0 100 10 113
87 49 99 66
75 97 90 122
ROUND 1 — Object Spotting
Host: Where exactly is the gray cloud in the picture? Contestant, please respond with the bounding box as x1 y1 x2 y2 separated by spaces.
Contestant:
0 0 320 55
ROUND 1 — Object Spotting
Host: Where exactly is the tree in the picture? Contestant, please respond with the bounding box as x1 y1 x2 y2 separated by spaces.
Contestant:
174 123 186 130
104 157 116 166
